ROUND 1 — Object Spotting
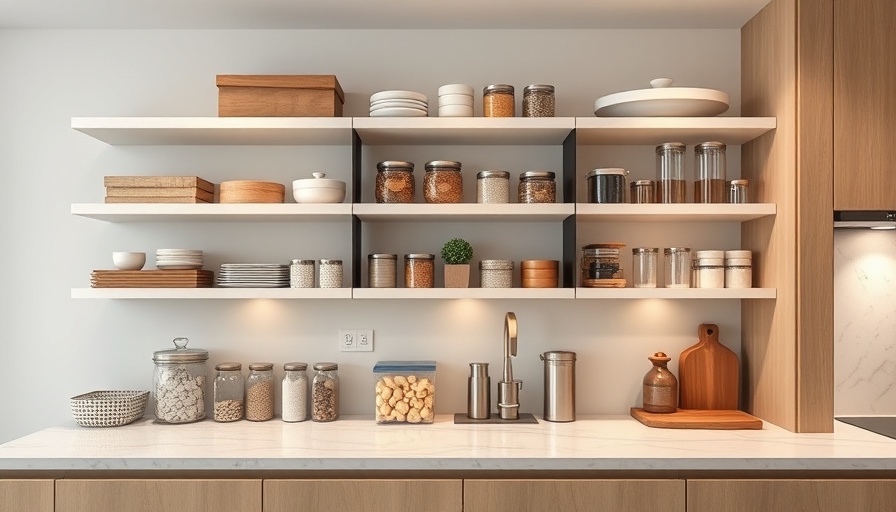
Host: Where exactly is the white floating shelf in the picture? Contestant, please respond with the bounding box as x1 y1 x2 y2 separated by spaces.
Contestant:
575 203 776 222
352 288 575 300
574 117 776 145
353 117 575 145
575 288 777 299
71 288 353 299
71 203 353 222
352 203 574 222
71 117 354 145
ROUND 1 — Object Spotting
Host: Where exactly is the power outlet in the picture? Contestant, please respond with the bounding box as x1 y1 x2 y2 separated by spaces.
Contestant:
356 329 374 352
338 329 356 351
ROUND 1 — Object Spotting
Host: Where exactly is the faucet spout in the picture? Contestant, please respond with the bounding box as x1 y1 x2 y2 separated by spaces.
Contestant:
498 311 521 420
503 312 517 382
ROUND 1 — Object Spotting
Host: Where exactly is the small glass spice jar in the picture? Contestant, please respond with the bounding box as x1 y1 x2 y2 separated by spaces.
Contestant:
693 250 725 288
213 362 244 423
483 84 515 117
319 259 343 288
518 171 556 203
423 160 463 203
479 259 514 288
656 142 687 203
632 248 659 288
664 247 691 288
642 352 678 414
375 161 415 203
522 84 555 117
724 250 753 288
405 253 435 288
729 179 750 204
152 337 208 424
630 180 655 204
289 259 315 288
282 362 309 423
312 362 339 422
477 170 510 204
368 253 397 288
245 363 275 422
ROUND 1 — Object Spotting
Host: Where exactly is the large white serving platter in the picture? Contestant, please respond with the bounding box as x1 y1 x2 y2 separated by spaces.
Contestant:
594 80 730 117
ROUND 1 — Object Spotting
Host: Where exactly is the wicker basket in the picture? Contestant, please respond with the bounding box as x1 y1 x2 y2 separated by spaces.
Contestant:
70 390 149 427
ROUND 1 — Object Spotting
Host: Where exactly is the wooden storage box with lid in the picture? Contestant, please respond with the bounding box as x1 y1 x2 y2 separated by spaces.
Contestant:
216 75 345 117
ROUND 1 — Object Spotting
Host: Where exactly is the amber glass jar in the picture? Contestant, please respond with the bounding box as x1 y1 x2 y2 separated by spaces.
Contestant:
483 84 515 117
375 161 415 203
423 160 463 203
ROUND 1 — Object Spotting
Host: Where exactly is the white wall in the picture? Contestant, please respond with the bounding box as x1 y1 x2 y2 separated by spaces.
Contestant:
0 29 742 443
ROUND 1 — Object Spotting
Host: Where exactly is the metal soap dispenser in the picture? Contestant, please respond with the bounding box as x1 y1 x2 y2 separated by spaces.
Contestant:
497 312 522 420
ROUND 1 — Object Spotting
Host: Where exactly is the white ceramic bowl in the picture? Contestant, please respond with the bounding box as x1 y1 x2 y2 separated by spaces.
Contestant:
438 93 474 107
112 251 146 270
438 104 474 117
438 83 474 96
292 172 346 204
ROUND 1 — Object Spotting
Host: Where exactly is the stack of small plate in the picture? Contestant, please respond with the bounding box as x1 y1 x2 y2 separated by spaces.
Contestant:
369 90 429 117
155 249 204 270
438 84 474 117
216 263 290 288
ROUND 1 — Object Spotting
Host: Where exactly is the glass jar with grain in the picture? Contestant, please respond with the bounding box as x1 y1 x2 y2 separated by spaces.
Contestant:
245 363 274 422
694 141 727 203
655 142 687 203
483 84 515 117
518 171 556 203
476 170 510 204
213 362 244 422
311 362 339 422
375 161 415 203
523 84 555 117
405 253 435 288
423 160 463 203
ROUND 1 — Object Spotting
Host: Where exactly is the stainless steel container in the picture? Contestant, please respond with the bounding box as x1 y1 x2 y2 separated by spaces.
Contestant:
467 363 491 420
540 350 576 422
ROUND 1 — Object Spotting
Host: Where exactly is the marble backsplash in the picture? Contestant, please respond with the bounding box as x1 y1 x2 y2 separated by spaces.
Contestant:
835 229 896 415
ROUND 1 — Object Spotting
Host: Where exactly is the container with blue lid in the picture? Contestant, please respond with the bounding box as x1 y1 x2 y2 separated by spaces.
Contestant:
373 360 436 424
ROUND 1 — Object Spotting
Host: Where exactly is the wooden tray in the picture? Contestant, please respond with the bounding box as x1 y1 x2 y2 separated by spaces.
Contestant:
630 407 763 430
91 270 214 288
219 180 285 204
106 187 214 203
104 176 215 193
582 278 627 288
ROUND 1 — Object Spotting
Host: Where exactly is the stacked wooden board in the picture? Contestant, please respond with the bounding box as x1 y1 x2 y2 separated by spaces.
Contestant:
104 176 216 204
91 270 214 288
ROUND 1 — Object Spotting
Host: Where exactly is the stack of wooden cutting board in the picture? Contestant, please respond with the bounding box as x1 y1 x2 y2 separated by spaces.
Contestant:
104 176 216 204
91 270 215 288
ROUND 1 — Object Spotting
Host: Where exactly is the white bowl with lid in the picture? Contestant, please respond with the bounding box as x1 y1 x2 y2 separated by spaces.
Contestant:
292 172 346 204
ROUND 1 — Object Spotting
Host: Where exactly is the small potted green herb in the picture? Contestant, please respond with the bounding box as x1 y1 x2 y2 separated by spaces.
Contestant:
441 237 473 288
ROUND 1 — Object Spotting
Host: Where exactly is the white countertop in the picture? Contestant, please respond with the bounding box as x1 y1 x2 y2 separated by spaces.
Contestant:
1 415 895 473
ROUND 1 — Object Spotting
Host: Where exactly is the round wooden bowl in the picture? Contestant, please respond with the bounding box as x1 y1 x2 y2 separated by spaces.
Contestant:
219 180 285 203
522 278 558 288
520 259 559 270
521 268 558 279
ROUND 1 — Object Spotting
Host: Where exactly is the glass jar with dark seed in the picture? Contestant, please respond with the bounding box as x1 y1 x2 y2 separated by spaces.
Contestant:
375 161 415 203
518 171 556 203
586 168 628 203
523 84 555 118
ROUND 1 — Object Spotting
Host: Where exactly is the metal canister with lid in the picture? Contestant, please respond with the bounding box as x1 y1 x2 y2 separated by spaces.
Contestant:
476 170 510 204
518 171 556 203
479 259 514 288
541 351 576 422
483 84 515 117
152 337 208 424
523 84 555 117
423 160 463 203
368 253 397 288
375 161 415 203
586 168 628 203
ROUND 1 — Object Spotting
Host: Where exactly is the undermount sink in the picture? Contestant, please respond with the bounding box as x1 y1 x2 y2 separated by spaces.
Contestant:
836 416 896 441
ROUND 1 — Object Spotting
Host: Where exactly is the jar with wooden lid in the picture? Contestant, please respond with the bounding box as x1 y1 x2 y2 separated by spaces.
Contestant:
423 160 463 203
483 84 515 117
375 161 415 203
523 84 555 117
518 171 556 203
405 253 435 288
477 170 510 204
729 179 749 203
213 362 243 422
480 259 513 288
642 352 678 413
245 363 274 422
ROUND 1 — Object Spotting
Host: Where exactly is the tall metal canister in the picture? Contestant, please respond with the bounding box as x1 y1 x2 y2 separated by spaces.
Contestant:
540 351 576 422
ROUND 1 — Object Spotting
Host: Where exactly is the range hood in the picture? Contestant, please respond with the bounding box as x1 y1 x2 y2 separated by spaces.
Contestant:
834 211 896 229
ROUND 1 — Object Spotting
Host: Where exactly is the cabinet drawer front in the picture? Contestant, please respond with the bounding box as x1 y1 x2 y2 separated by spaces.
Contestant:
56 479 261 512
0 480 54 512
264 479 462 512
688 480 896 512
463 479 685 512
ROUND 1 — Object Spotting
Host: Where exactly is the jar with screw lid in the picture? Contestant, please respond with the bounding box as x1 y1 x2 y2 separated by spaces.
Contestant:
483 84 515 117
664 247 691 288
423 160 463 203
368 254 397 288
319 259 343 288
523 84 555 117
632 248 659 288
282 362 309 423
405 253 435 288
312 362 339 422
213 362 244 422
375 161 415 203
152 337 208 424
477 170 510 204
693 250 725 288
480 259 514 288
290 259 315 288
656 142 687 203
694 141 727 203
246 363 274 422
518 171 556 203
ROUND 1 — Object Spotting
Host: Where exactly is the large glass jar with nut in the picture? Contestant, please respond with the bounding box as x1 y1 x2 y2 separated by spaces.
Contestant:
213 362 244 422
423 160 463 203
152 337 208 424
245 363 274 421
312 362 339 422
373 360 436 424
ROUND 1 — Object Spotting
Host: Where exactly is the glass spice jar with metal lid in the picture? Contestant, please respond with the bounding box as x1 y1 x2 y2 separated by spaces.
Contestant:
483 84 515 117
523 84 555 117
368 253 397 288
375 161 415 203
282 362 309 423
630 180 655 204
246 363 274 422
586 168 628 203
694 141 727 203
152 337 208 424
319 259 343 288
423 160 463 204
518 171 556 203
632 248 659 288
656 142 687 203
213 362 244 422
476 170 510 204
479 259 514 288
664 247 691 288
405 253 435 288
312 362 339 422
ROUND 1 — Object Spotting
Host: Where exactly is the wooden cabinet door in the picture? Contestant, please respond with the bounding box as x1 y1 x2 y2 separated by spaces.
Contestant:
56 479 261 512
688 479 896 512
463 479 684 512
264 479 462 512
834 0 896 210
0 480 54 512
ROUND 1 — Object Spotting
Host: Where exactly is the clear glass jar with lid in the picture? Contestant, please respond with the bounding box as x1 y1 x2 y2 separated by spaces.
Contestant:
664 247 691 288
312 362 339 422
405 253 435 288
632 248 659 288
483 84 515 117
518 171 556 203
152 337 208 424
213 362 244 422
375 161 415 203
694 141 727 203
423 160 463 203
523 84 555 117
282 362 309 423
656 142 687 203
246 363 274 421
476 170 510 204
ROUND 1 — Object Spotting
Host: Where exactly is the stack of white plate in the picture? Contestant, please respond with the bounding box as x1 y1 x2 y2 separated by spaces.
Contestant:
438 84 474 117
217 263 290 288
369 90 429 117
155 249 204 270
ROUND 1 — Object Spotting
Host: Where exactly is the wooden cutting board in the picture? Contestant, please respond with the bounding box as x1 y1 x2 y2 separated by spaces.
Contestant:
678 323 739 410
630 408 762 430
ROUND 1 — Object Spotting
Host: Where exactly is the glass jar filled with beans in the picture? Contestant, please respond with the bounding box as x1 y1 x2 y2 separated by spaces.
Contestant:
311 362 339 422
523 84 555 117
477 170 510 204
213 362 244 423
483 84 515 117
423 160 463 203
375 161 415 203
518 171 556 203
245 363 275 422
405 253 435 288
